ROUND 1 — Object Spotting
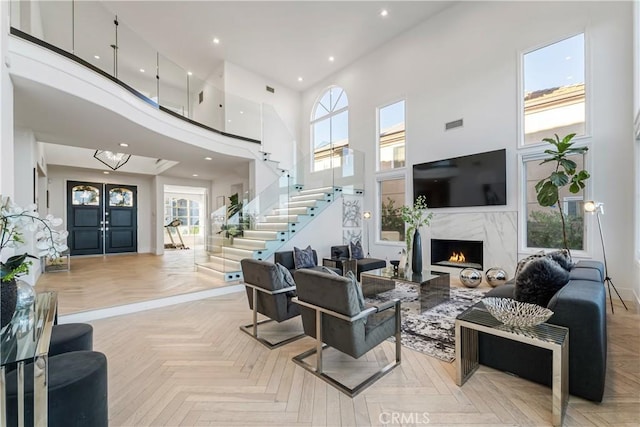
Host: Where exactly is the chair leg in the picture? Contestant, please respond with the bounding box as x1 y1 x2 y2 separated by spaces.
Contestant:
395 300 402 363
316 310 323 374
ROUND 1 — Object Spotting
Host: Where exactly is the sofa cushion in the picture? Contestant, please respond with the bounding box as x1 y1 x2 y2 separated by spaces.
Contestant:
293 245 316 269
514 256 570 307
350 240 365 260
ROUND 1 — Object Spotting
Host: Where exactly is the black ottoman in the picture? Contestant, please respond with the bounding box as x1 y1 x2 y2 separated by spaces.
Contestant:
49 323 93 357
6 351 108 427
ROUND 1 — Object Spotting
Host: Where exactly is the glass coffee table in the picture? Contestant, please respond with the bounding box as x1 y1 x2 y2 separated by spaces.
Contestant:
360 268 450 312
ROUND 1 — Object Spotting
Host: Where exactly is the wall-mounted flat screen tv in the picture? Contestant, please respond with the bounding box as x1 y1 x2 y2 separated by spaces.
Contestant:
412 149 506 208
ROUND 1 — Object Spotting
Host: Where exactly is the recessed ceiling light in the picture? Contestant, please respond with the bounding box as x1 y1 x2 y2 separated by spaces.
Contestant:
139 68 145 73
103 171 109 174
328 56 335 62
94 55 100 59
380 9 388 17
204 157 212 160
298 77 303 82
119 143 129 147
240 111 244 115
192 174 199 177
213 37 220 44
228 119 232 123
187 71 193 76
565 56 572 60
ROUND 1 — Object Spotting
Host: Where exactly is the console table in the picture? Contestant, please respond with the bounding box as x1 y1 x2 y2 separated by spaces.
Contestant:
0 292 58 426
455 307 568 426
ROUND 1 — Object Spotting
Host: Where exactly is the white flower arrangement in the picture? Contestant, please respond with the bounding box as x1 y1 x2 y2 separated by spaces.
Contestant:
0 195 68 282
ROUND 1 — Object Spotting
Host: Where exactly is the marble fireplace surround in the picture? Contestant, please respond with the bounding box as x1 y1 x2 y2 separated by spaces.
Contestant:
425 211 518 278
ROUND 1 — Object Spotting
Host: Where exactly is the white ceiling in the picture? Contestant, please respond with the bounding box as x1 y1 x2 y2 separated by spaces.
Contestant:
16 1 455 180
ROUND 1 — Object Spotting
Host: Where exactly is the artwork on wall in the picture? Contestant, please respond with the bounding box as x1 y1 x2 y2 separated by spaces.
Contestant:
342 197 361 227
343 229 362 245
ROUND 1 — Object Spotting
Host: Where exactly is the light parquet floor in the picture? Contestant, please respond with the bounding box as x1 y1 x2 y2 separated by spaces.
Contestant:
91 292 640 426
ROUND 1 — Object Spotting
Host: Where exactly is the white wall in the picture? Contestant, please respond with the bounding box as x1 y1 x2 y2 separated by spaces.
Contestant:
634 0 640 304
0 0 14 196
300 1 636 297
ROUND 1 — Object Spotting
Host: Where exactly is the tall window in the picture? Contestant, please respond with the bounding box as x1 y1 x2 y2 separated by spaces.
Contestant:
164 197 201 235
378 100 406 171
311 87 348 171
523 34 586 145
379 178 405 243
524 154 586 250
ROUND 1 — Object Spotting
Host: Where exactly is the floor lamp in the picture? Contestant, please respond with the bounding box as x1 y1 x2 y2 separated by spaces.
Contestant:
583 201 628 313
363 211 372 257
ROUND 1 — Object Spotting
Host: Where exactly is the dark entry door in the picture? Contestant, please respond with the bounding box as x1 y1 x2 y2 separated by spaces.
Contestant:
67 181 104 255
105 184 138 253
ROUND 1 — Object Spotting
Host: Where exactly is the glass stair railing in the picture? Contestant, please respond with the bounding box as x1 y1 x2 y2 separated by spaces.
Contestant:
196 148 365 281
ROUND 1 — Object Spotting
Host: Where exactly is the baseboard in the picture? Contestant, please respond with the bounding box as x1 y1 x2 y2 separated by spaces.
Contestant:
59 285 244 323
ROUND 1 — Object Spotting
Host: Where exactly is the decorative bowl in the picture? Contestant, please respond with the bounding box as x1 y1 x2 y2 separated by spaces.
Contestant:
482 297 554 327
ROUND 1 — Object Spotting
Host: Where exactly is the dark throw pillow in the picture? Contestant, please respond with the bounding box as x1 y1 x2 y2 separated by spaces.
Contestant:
350 240 365 260
275 262 297 297
345 270 366 312
514 256 570 307
293 245 316 269
546 249 574 271
514 250 545 279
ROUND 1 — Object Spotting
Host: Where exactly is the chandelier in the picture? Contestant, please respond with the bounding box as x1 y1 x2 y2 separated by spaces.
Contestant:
93 150 131 170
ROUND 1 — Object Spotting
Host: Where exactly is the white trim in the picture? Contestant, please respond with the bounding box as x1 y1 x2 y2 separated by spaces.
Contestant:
58 285 244 323
375 173 407 246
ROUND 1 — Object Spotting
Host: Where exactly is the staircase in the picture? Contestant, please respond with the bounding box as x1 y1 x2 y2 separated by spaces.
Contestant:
197 185 342 281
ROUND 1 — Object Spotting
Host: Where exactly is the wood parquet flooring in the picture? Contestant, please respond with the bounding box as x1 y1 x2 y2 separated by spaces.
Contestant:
91 292 640 427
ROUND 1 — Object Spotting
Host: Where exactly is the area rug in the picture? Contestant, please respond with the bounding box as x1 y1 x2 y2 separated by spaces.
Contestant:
366 283 488 363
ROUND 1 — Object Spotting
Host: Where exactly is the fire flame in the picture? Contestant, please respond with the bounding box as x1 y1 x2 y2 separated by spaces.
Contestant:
449 252 466 263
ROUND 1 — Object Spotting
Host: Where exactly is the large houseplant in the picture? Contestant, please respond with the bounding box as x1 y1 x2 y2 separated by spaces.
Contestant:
400 195 433 273
534 133 590 253
1 196 68 326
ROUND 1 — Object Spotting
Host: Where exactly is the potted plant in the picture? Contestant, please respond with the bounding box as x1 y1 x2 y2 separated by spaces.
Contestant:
400 195 434 273
534 133 590 253
0 196 68 327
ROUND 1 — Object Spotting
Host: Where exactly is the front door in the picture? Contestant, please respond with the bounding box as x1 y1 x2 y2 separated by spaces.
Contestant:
67 181 138 255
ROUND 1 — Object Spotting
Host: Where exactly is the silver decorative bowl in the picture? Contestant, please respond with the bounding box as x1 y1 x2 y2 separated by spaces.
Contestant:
485 267 508 287
459 268 482 288
482 297 554 327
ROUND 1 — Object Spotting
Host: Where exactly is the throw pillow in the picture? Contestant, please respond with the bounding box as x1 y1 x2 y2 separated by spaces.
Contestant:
514 256 570 307
293 245 316 269
546 249 574 271
320 266 340 276
350 240 365 260
275 262 297 297
345 270 366 312
514 250 546 279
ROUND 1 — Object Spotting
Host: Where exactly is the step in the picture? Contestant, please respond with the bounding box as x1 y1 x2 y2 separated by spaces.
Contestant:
206 255 241 272
284 200 318 208
290 193 330 202
243 230 282 240
254 222 290 231
231 237 267 250
298 186 335 195
272 207 309 215
264 214 299 222
221 246 255 261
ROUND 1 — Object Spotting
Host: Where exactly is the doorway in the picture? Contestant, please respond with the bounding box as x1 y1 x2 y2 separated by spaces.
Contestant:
67 181 138 255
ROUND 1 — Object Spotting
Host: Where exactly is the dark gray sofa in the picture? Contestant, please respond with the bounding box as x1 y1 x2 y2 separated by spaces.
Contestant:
274 250 341 276
329 245 386 280
472 260 607 402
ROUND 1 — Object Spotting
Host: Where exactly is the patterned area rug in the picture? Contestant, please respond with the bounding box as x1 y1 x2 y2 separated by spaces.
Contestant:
366 283 488 363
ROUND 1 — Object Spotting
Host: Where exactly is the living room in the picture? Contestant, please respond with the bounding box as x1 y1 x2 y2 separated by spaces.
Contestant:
0 1 639 425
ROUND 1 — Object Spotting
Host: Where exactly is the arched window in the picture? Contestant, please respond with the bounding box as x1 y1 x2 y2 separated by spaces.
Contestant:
311 86 349 171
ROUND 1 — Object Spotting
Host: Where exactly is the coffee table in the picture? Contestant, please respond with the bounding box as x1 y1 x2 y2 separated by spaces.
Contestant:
360 268 450 312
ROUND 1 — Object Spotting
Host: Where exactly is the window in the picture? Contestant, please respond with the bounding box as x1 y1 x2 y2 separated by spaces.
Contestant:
524 154 586 250
378 100 405 171
379 178 405 243
164 197 201 235
109 188 134 207
71 185 100 205
311 87 348 171
523 34 585 145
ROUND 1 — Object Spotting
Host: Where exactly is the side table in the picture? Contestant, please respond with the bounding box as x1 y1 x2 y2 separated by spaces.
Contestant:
322 258 357 277
455 307 568 426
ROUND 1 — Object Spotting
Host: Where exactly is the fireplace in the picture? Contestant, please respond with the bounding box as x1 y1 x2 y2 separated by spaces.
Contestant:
431 239 483 270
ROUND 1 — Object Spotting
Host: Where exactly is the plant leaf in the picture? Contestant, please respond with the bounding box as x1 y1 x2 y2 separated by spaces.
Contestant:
536 181 559 206
550 171 569 187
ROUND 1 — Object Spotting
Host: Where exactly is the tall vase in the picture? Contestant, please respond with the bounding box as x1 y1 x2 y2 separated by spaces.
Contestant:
1 279 18 328
412 229 422 274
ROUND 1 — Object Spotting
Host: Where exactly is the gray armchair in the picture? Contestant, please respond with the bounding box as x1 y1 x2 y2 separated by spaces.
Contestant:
240 259 305 349
292 269 401 396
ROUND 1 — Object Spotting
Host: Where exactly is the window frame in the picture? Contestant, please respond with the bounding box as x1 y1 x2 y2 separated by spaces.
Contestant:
518 30 591 149
310 86 349 172
376 98 407 172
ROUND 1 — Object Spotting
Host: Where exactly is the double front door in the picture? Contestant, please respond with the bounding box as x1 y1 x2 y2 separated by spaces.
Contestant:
67 181 138 255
